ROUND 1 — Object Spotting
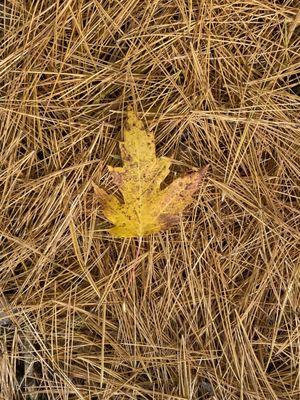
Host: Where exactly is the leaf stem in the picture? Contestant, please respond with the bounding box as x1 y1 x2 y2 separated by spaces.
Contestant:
123 236 142 306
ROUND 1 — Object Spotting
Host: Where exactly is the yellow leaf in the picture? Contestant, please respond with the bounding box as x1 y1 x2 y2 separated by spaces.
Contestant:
93 109 208 238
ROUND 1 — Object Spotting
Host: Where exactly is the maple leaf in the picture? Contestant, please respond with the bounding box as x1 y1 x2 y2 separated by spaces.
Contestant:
93 109 208 238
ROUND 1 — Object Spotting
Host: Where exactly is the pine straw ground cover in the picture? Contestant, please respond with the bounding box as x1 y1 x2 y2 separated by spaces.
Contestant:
0 1 300 399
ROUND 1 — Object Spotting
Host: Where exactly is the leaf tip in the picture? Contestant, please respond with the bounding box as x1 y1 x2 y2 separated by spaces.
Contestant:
126 107 144 130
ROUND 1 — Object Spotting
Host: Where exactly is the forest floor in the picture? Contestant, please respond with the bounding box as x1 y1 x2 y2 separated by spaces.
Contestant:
0 1 299 399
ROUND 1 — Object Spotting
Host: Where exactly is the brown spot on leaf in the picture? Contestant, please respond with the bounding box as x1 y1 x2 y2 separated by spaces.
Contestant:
124 154 132 162
111 171 123 186
159 214 180 229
